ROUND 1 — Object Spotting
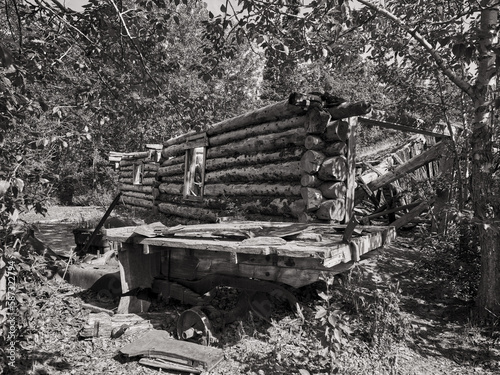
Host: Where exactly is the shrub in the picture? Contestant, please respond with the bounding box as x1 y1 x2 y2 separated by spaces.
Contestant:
415 213 481 301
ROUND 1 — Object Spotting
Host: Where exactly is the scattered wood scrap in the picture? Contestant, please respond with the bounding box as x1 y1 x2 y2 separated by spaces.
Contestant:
120 329 224 372
79 312 153 338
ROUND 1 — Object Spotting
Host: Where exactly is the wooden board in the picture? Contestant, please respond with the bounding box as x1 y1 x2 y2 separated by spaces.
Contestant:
120 329 223 371
104 222 395 261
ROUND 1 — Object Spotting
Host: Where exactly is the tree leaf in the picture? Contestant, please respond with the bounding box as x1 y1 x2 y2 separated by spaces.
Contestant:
0 180 9 197
315 306 327 319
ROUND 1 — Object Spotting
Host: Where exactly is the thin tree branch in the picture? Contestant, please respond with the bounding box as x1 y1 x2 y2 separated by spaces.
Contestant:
108 0 162 92
357 0 476 100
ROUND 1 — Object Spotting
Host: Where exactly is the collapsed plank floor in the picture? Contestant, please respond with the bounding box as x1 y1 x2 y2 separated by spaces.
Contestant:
104 222 395 314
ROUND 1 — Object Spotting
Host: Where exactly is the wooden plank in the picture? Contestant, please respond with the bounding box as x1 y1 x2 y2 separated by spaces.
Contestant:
359 117 449 139
117 243 161 314
120 329 223 371
355 141 447 204
105 224 393 259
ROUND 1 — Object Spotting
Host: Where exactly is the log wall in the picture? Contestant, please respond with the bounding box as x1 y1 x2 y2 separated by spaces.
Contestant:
117 150 160 210
155 99 362 224
116 94 371 224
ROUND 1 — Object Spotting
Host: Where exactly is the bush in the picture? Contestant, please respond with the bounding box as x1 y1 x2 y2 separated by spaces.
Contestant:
415 213 481 301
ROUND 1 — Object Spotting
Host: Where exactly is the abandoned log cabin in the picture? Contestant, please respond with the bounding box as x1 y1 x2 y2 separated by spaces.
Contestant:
113 93 376 224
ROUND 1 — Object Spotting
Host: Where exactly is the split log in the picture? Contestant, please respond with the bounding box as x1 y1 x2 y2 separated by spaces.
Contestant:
316 199 345 221
162 154 185 167
324 120 349 142
120 184 153 194
206 100 308 136
324 142 347 156
301 174 322 188
325 101 371 120
205 161 301 183
300 150 325 174
318 156 348 181
204 183 301 197
355 141 447 204
304 107 331 134
122 196 154 209
209 115 305 147
157 164 185 177
305 135 326 150
208 128 306 159
158 203 218 222
205 149 302 172
319 182 347 199
301 187 323 212
158 183 183 195
79 312 153 338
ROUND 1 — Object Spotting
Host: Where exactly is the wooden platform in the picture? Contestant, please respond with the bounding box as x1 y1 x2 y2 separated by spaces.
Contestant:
104 222 395 313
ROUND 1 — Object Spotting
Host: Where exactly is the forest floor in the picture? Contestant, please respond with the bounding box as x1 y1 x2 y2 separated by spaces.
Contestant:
7 205 500 375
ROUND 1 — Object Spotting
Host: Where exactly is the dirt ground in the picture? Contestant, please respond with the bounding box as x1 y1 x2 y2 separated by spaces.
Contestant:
9 205 500 375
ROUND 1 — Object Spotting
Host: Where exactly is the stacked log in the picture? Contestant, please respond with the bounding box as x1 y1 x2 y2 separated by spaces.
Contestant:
157 100 310 223
118 94 369 224
118 150 160 209
292 106 358 223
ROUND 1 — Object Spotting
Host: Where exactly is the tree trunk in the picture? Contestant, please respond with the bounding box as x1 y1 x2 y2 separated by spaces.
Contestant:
471 4 500 321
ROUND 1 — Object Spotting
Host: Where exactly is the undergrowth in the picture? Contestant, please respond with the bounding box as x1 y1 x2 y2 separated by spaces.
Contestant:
266 266 413 374
414 215 481 301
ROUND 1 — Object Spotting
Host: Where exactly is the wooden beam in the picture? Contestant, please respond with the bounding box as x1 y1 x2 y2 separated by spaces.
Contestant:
355 141 448 205
390 199 434 229
358 117 450 139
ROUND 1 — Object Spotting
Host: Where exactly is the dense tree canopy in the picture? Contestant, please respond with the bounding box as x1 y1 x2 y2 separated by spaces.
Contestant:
1 0 499 320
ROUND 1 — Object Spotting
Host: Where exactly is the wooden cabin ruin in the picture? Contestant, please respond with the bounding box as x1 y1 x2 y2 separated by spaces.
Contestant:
104 93 450 329
114 93 375 225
